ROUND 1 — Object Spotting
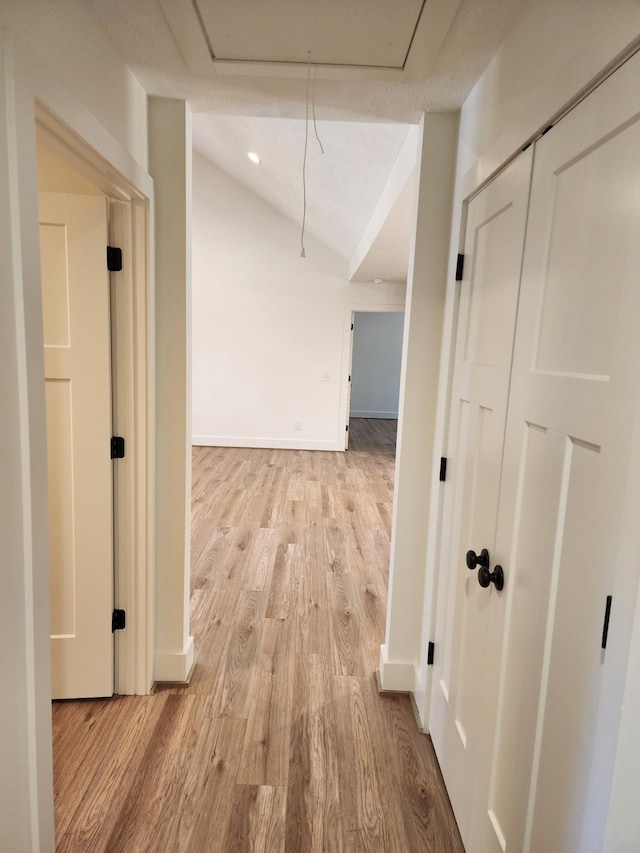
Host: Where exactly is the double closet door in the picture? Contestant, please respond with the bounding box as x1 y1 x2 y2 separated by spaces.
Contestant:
430 51 640 853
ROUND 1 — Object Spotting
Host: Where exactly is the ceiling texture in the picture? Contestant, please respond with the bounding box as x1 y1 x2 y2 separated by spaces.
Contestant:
192 115 412 266
87 0 526 280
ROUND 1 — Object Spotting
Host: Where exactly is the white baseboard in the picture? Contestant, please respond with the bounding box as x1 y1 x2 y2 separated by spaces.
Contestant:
349 411 398 419
192 435 344 451
155 636 194 682
378 644 418 692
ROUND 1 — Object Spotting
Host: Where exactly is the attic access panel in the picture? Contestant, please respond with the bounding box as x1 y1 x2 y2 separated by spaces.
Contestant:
194 0 426 69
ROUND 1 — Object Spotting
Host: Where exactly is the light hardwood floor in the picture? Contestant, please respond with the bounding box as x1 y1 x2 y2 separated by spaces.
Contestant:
52 418 464 851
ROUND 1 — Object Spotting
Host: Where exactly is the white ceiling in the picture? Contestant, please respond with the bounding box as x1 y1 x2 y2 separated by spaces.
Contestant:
350 177 418 283
193 115 411 263
88 0 526 120
86 0 528 281
196 0 426 68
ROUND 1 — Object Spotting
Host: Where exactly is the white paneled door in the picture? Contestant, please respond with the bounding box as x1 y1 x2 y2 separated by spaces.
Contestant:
428 149 533 843
431 52 640 853
40 192 114 699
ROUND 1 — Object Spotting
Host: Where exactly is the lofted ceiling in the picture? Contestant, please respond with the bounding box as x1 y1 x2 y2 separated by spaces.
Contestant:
349 178 418 284
85 0 527 281
193 115 411 263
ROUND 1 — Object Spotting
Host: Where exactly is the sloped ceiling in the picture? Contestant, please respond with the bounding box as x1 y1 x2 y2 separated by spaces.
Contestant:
86 0 527 280
193 115 411 263
350 177 419 283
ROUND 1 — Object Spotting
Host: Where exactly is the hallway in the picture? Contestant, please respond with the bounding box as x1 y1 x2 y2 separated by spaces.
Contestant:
52 422 463 851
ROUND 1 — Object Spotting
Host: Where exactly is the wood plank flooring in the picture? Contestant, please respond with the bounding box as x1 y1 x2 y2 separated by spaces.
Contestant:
52 418 464 852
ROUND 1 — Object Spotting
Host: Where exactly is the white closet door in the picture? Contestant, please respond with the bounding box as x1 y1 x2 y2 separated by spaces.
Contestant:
41 192 114 699
474 52 640 853
428 148 532 846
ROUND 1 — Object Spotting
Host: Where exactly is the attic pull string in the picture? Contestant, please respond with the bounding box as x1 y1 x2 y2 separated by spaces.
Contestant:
312 65 325 154
300 52 325 259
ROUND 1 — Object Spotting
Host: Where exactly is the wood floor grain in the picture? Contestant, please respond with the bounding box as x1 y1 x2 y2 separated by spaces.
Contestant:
52 418 464 851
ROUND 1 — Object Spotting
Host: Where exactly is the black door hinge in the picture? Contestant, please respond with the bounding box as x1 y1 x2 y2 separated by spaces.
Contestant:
439 457 447 482
345 424 349 432
112 609 126 632
601 595 613 649
110 436 125 459
107 246 123 272
351 323 354 331
541 124 554 136
348 375 351 382
427 641 435 665
455 253 465 281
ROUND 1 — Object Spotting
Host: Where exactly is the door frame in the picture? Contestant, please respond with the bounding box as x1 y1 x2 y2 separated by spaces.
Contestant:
340 303 405 450
36 106 154 695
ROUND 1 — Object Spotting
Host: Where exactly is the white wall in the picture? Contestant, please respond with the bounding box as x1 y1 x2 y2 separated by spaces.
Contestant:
455 3 640 193
192 152 406 451
0 4 152 848
4 0 148 168
350 311 404 418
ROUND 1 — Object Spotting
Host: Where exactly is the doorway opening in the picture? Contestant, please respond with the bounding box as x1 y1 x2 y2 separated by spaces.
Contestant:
344 307 405 453
36 107 153 698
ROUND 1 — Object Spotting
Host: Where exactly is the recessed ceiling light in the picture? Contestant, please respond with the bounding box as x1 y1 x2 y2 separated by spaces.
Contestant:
247 152 261 164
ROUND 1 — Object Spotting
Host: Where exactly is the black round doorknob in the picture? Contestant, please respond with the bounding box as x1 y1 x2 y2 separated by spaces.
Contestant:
478 564 504 591
466 548 490 570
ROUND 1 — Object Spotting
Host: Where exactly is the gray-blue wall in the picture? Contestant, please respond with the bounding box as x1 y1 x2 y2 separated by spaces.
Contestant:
350 311 404 418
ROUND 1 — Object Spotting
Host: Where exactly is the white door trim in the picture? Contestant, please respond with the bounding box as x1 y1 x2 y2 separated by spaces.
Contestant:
36 109 153 696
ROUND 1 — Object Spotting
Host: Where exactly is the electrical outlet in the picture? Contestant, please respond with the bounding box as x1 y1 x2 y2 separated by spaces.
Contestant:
294 422 301 430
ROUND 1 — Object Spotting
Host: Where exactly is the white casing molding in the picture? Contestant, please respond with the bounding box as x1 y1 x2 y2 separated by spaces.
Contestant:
148 96 194 686
379 113 458 696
